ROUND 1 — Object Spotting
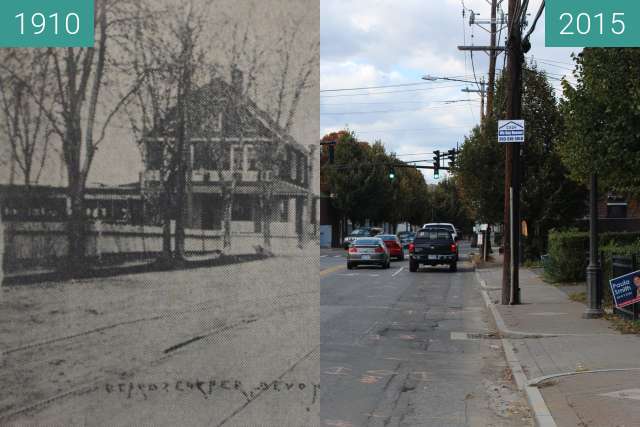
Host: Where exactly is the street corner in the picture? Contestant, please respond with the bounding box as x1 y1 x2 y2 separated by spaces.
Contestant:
534 369 640 427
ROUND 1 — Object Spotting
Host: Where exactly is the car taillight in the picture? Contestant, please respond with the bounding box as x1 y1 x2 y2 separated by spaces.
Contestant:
375 246 385 253
408 243 415 253
451 243 457 253
349 247 358 253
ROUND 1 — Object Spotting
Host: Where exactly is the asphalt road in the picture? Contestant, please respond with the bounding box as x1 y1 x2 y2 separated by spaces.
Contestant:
320 242 533 427
0 253 319 426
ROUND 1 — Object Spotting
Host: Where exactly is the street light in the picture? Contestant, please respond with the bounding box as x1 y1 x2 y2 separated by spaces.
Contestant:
422 75 487 86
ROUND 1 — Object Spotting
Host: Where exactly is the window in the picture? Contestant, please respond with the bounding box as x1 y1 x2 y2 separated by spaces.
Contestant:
146 141 163 170
607 203 628 218
247 146 258 171
232 195 253 221
193 142 208 170
417 230 451 240
275 198 289 222
291 150 297 180
233 146 244 171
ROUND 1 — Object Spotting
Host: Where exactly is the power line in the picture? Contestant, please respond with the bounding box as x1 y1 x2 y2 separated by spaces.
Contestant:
320 99 479 106
319 76 479 92
319 83 470 98
320 103 474 115
351 125 477 133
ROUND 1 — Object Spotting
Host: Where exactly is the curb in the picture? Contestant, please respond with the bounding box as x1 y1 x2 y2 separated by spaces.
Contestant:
474 271 557 427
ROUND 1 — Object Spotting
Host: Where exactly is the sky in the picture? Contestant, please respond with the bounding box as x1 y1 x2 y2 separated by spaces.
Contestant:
320 0 577 182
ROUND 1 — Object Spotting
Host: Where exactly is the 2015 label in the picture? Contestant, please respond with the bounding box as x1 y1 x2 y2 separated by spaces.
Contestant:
546 0 640 47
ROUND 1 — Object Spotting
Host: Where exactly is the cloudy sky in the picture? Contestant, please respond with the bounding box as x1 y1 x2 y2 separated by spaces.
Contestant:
320 0 577 182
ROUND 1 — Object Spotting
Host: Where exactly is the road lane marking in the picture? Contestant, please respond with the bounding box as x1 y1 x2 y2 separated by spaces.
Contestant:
321 264 346 277
391 267 404 277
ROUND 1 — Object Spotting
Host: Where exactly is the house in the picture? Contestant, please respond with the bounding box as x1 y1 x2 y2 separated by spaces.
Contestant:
141 68 314 239
597 192 640 232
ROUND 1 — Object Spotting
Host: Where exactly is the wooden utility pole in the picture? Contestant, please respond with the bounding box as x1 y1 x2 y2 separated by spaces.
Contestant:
502 0 523 305
486 0 498 118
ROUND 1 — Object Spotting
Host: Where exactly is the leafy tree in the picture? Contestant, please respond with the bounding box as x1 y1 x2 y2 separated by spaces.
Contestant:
321 130 432 230
559 48 640 195
429 178 473 231
455 65 585 259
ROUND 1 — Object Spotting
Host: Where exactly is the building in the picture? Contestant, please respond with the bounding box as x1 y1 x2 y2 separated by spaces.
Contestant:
141 69 314 239
597 192 640 232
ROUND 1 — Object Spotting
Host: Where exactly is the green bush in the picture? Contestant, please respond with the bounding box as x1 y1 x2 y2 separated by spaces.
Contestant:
545 230 589 282
544 229 640 283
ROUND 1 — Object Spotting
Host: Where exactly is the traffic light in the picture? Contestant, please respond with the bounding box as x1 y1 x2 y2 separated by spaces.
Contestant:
448 149 456 168
388 167 396 180
433 150 440 179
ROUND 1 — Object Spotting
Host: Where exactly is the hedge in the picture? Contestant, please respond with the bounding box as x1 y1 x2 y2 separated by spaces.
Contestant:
601 241 640 308
544 229 640 283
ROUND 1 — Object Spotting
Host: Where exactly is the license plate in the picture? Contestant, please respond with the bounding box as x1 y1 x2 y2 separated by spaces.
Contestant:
361 255 370 260
428 255 438 260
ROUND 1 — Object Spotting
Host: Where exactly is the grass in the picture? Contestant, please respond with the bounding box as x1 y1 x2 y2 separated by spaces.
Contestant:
568 291 586 303
523 259 543 268
604 313 640 335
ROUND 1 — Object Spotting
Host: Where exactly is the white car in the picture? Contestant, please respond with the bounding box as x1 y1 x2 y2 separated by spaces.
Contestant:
422 223 458 241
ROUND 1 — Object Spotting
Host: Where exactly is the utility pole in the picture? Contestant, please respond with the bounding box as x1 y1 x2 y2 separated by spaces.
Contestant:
461 77 486 122
503 0 523 305
487 0 498 119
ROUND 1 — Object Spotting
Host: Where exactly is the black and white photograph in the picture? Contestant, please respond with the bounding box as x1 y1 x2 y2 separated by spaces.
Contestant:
0 0 319 425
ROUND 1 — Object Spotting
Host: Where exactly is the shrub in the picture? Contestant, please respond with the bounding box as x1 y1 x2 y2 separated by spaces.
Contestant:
545 230 589 282
544 229 640 283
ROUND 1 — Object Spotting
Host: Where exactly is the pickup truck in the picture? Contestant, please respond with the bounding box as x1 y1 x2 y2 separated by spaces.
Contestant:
408 227 458 272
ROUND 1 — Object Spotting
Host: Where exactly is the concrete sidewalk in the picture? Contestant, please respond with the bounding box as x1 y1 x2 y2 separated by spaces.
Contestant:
476 264 640 427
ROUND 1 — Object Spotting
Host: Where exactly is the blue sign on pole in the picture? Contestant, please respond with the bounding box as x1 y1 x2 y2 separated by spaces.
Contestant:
609 269 640 308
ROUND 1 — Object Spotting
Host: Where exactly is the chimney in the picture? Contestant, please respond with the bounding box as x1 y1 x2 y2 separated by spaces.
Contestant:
231 66 244 96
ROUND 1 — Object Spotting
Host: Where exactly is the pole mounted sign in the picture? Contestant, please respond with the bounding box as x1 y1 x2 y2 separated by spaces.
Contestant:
546 0 640 47
498 120 525 143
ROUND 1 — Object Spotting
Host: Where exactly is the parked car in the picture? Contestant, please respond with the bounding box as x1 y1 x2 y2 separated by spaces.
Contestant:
377 234 404 260
422 222 458 241
409 227 458 272
347 237 390 269
397 231 415 250
342 227 383 249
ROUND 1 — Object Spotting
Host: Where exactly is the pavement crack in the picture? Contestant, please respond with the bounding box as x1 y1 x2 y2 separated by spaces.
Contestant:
163 335 206 354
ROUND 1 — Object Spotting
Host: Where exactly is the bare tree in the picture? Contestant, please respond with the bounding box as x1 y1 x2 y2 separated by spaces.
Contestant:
127 0 208 264
0 50 53 187
0 0 145 272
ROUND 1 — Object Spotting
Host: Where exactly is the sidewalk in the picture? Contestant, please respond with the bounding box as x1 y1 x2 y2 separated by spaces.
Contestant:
476 261 640 427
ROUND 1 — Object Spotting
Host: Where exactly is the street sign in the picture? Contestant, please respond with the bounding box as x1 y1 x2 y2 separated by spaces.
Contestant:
498 120 525 143
609 269 640 308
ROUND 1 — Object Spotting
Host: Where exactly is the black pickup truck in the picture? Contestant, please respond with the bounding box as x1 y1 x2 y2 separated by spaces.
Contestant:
408 227 458 272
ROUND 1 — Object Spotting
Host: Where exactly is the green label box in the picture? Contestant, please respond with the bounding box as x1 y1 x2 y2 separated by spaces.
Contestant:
546 0 640 47
0 0 94 48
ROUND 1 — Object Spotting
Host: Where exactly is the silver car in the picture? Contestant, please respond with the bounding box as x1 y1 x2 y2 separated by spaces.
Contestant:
347 237 390 269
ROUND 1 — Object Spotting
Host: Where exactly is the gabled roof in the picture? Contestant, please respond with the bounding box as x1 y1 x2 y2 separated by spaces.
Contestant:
144 77 307 153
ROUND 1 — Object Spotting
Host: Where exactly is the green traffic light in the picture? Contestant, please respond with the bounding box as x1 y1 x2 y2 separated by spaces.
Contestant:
389 172 395 179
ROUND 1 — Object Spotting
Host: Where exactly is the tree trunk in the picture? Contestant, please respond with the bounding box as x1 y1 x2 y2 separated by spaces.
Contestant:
160 190 172 264
223 186 232 251
66 176 87 275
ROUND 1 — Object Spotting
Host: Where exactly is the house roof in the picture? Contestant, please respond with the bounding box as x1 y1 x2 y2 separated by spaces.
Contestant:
143 76 307 154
